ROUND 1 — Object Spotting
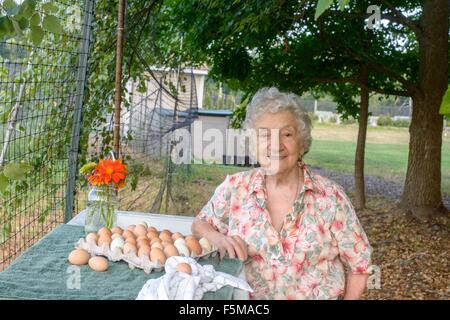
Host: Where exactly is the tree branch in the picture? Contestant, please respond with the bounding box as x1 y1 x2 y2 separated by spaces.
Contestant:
379 0 422 36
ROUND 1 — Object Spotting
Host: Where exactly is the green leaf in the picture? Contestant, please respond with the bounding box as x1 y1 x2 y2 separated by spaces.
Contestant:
3 163 33 181
338 0 350 10
42 14 62 34
315 0 333 20
17 0 36 19
0 174 8 194
30 24 44 46
0 16 15 36
42 2 58 13
439 86 450 116
4 0 19 14
8 16 22 35
29 12 40 26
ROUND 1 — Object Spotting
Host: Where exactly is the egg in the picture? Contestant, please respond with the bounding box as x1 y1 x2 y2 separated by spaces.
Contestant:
150 248 166 264
134 224 148 237
125 237 137 246
147 226 158 233
136 235 149 242
172 232 184 241
111 237 125 251
68 249 90 265
111 226 123 235
186 237 202 256
126 225 136 232
161 241 172 248
88 256 109 272
138 221 148 228
176 262 192 274
199 237 212 252
150 237 162 245
97 234 112 247
138 245 151 257
174 243 190 257
137 238 150 248
161 229 172 236
122 230 135 240
163 244 179 257
98 227 112 237
112 233 123 240
151 242 164 250
123 242 137 254
147 231 159 240
85 232 98 243
159 232 173 243
174 238 186 246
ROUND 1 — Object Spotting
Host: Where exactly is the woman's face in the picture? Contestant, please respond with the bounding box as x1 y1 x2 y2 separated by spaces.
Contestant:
252 110 304 175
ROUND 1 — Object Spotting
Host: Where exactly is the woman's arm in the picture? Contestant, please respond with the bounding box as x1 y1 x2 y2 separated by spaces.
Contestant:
192 217 247 261
343 273 369 300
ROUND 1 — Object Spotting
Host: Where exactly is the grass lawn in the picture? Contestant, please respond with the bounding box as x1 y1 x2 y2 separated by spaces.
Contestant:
306 123 450 194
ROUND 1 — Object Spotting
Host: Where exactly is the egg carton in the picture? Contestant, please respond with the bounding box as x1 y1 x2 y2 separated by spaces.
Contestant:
75 237 219 274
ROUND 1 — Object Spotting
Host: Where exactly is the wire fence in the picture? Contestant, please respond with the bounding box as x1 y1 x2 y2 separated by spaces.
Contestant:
0 0 94 271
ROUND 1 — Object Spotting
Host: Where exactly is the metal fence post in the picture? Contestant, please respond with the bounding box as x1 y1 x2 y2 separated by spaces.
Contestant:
64 0 95 223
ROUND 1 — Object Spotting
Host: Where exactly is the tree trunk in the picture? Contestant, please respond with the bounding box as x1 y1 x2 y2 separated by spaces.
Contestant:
354 65 369 210
400 0 449 218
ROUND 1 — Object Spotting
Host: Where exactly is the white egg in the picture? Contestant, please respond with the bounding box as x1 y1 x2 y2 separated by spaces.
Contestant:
137 221 148 228
199 237 212 252
174 238 186 246
111 234 124 240
111 237 125 251
174 243 190 257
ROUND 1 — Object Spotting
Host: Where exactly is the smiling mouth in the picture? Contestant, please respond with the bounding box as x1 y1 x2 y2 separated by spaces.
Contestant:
266 155 287 160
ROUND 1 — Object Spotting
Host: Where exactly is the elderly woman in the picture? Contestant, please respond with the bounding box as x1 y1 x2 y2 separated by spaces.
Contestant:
192 87 372 300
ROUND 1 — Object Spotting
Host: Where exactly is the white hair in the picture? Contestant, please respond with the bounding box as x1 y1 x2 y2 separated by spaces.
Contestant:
243 87 312 155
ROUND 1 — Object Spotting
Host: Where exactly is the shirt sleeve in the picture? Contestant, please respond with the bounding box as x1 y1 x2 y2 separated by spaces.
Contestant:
331 185 373 275
195 174 232 235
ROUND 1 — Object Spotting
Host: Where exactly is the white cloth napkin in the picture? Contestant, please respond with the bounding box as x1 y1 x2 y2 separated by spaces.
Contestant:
136 256 253 300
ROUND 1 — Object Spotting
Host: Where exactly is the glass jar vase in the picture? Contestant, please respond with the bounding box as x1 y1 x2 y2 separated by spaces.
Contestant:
84 185 118 234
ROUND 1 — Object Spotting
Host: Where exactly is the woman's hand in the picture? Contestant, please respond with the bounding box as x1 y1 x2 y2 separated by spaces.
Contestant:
205 230 248 261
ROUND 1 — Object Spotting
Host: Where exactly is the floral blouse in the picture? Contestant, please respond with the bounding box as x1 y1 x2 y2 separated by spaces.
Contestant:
196 161 373 300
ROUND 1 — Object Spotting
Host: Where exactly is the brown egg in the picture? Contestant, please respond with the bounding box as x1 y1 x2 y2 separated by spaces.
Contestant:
147 226 158 233
125 237 137 246
111 226 123 235
85 232 98 243
123 242 137 254
161 229 172 236
68 249 90 265
151 242 164 250
137 238 150 248
97 234 112 247
150 237 162 245
163 244 179 257
185 235 196 242
150 248 166 264
126 224 136 232
161 240 173 248
176 262 192 274
138 245 151 257
186 237 202 256
147 231 159 240
122 230 135 240
172 232 184 241
136 235 149 242
98 227 112 237
134 224 147 237
88 256 109 272
159 232 173 243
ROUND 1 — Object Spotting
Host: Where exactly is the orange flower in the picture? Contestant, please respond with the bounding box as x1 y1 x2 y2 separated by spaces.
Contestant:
87 159 128 189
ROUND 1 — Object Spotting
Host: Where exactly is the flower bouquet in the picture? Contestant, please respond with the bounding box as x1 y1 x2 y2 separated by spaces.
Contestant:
80 158 128 233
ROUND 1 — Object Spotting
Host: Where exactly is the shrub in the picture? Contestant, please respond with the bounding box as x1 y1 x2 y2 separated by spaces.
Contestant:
341 116 356 125
392 119 410 127
328 115 337 123
308 112 319 122
377 115 393 126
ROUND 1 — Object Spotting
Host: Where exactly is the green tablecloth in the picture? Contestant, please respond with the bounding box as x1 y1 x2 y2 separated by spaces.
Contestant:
0 224 243 300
